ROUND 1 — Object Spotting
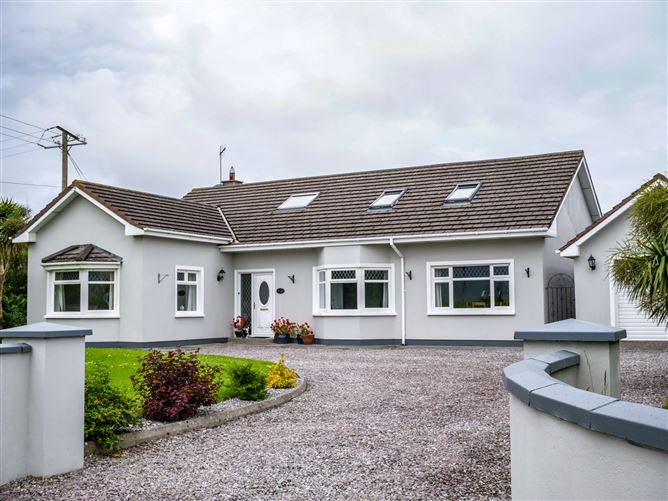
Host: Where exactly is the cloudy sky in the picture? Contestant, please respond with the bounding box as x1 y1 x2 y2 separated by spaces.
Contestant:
1 2 666 214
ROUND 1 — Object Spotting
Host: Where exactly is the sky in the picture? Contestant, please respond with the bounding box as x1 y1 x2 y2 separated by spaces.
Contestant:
1 1 666 214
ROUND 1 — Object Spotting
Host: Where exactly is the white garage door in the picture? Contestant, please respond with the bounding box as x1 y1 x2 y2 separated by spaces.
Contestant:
615 292 667 340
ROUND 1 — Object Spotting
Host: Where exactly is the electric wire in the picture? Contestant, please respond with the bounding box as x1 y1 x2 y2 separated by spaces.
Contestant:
0 180 60 188
0 146 44 159
0 113 48 131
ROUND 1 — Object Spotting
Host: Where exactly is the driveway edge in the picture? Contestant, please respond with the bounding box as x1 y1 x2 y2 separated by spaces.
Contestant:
85 377 308 455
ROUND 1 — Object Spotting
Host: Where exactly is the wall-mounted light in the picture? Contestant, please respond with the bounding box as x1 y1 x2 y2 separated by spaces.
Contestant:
405 270 412 280
217 269 226 282
525 267 530 278
288 275 295 283
588 255 596 271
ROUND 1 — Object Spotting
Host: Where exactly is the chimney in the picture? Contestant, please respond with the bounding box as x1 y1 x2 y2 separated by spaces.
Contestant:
221 166 243 186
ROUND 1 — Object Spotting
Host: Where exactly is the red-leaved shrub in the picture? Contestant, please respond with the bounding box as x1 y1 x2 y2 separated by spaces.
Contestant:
131 349 222 422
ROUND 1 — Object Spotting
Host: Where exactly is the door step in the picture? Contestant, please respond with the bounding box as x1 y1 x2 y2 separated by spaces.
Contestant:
228 337 274 345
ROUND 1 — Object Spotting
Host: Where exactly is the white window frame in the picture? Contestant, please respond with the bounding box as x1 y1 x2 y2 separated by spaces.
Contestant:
312 263 396 316
277 192 319 211
444 182 482 204
44 262 120 319
426 259 515 315
369 188 406 210
175 265 204 318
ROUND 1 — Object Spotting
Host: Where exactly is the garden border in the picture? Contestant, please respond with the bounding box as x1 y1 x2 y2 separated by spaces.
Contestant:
85 377 308 455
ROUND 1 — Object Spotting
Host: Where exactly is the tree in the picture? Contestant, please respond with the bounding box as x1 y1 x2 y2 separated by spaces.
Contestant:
610 182 668 326
0 199 30 328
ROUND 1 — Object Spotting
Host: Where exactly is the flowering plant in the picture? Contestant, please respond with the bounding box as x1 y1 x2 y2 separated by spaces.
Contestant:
296 322 314 337
270 317 296 336
232 316 249 331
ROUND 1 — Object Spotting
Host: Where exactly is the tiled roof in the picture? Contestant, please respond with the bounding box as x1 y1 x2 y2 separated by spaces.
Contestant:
184 150 585 244
559 173 667 252
42 244 122 263
23 181 233 241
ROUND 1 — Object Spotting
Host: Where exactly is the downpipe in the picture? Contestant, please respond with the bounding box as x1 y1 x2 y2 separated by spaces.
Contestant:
389 238 406 346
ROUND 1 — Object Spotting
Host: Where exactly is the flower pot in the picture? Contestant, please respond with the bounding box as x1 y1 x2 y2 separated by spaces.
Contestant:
296 335 304 345
234 331 245 338
274 333 290 344
302 333 315 345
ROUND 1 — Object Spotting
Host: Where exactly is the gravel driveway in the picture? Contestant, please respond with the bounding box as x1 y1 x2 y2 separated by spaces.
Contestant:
2 343 666 501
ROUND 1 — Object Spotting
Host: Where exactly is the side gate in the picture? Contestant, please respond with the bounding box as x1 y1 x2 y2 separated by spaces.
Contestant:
546 273 575 322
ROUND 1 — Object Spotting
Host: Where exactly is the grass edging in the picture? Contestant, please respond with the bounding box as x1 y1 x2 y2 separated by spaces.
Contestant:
85 377 308 456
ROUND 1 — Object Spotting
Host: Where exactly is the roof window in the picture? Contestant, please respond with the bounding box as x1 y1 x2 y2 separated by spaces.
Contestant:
445 182 481 204
277 192 319 210
369 188 406 210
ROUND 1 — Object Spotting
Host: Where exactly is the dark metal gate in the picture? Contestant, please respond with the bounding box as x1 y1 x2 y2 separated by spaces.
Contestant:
546 273 575 322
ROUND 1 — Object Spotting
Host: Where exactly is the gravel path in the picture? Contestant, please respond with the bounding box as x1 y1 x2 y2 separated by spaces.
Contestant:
2 343 666 501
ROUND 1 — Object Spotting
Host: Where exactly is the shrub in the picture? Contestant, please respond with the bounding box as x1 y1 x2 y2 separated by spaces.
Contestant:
226 362 267 401
267 354 298 389
663 397 668 410
131 349 222 422
84 362 140 452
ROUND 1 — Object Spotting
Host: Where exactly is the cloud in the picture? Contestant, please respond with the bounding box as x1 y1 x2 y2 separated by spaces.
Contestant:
1 2 665 213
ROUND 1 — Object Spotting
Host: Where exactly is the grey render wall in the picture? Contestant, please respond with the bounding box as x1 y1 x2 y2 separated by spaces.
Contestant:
140 237 233 343
542 176 594 316
401 238 546 341
27 196 144 343
315 245 402 342
26 195 233 345
572 213 630 325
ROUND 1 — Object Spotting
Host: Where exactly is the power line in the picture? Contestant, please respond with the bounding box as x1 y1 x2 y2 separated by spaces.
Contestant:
0 113 47 131
0 146 44 159
0 131 51 147
0 124 56 143
68 152 86 179
0 180 60 188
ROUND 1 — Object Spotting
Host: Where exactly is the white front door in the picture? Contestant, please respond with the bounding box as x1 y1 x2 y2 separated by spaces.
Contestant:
252 273 274 336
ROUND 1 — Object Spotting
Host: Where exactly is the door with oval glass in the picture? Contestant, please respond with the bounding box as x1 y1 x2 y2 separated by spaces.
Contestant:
252 273 274 337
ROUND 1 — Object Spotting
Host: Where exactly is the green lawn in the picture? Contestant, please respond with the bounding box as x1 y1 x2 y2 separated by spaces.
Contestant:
86 347 273 402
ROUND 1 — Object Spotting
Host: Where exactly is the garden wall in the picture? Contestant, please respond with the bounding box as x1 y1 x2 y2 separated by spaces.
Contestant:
505 320 667 500
0 323 90 486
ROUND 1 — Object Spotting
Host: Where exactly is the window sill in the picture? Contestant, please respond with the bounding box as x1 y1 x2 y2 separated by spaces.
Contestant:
313 311 397 317
44 313 120 320
427 309 515 316
175 312 205 318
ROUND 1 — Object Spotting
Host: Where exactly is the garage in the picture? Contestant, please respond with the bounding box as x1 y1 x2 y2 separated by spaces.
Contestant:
614 291 667 341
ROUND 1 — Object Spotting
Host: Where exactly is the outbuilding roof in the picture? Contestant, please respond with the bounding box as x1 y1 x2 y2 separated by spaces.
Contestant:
184 150 591 245
41 244 122 264
559 173 667 256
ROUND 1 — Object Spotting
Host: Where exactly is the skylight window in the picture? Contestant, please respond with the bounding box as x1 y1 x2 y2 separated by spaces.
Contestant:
369 188 406 210
445 182 481 204
277 192 319 210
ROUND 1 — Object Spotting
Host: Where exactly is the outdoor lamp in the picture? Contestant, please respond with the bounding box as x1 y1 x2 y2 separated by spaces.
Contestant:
588 255 596 271
217 269 226 282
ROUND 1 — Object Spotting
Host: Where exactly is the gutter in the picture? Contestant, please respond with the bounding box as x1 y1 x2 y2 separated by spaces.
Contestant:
389 237 406 346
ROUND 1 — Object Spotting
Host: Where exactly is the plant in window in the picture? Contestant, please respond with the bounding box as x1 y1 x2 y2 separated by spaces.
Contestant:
131 348 223 422
232 315 249 338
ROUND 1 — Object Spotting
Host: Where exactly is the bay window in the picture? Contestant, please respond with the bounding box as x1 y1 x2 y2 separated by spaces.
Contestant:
47 267 119 317
313 265 394 315
428 260 514 315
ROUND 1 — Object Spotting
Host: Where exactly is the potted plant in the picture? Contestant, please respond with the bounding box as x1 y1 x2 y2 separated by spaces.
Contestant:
271 317 294 344
298 322 315 345
232 316 249 338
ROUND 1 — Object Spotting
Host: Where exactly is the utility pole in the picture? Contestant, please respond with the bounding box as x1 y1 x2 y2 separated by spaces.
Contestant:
43 126 87 191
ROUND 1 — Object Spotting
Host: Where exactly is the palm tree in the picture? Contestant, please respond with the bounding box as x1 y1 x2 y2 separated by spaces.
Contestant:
610 182 668 326
0 199 30 328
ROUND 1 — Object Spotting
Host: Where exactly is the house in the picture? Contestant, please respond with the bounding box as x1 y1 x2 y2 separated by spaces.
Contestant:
14 150 601 346
559 173 667 340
